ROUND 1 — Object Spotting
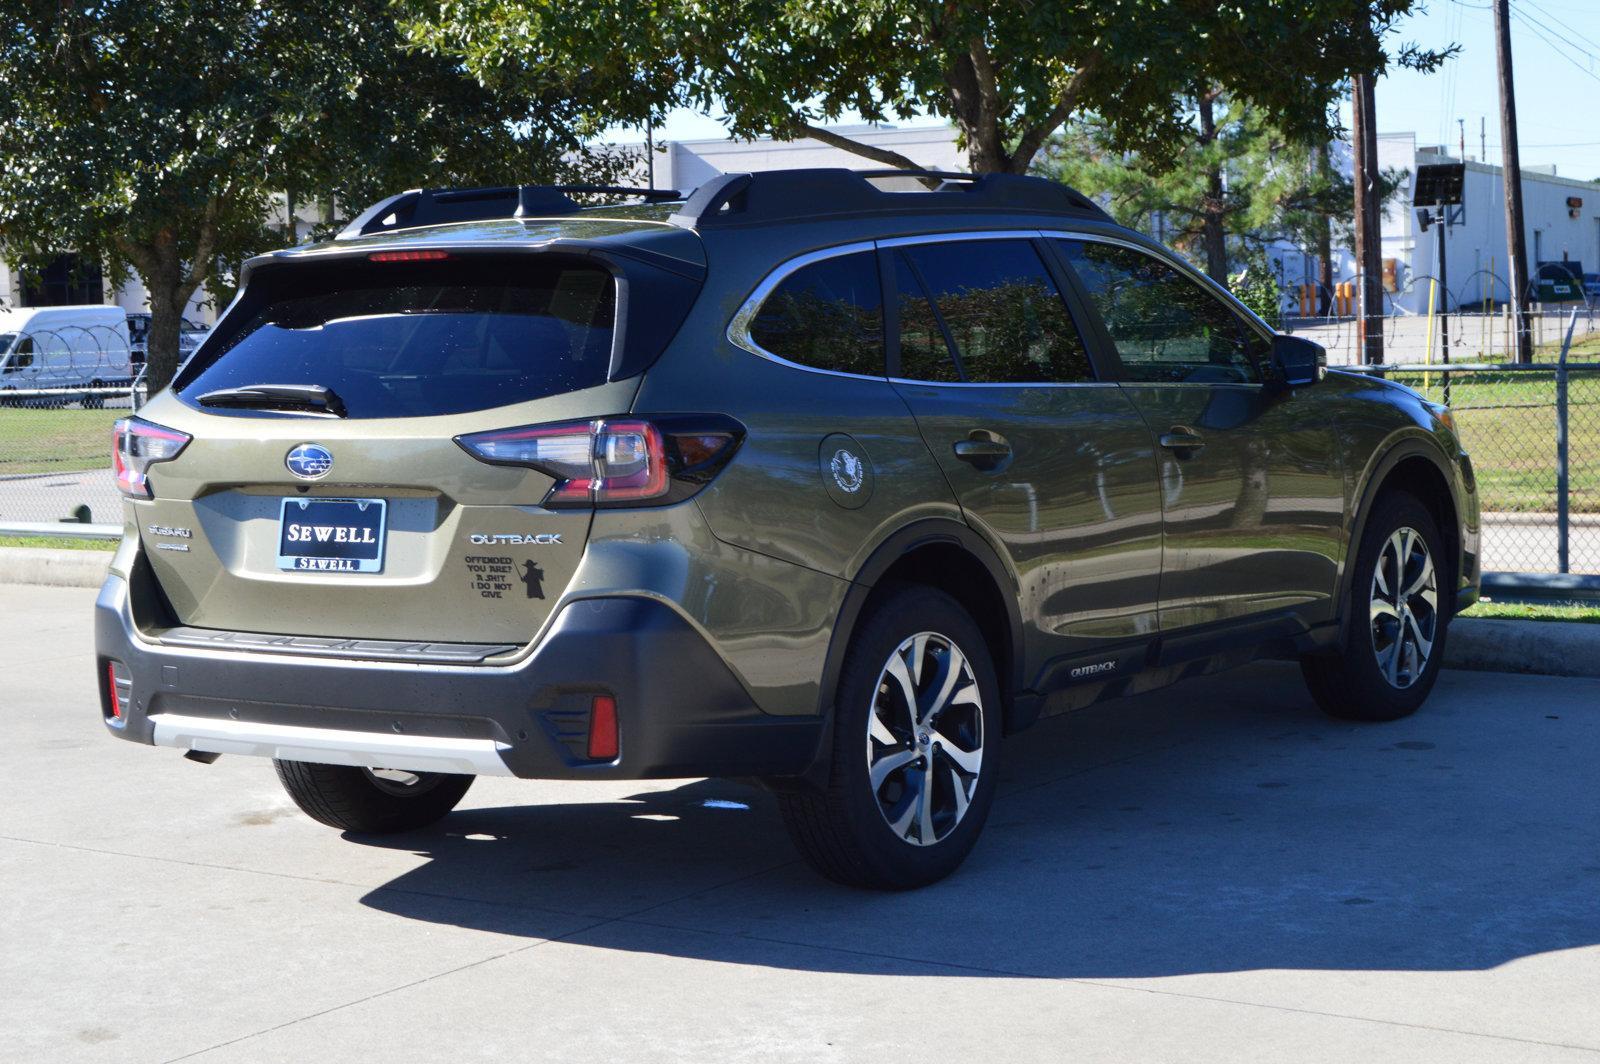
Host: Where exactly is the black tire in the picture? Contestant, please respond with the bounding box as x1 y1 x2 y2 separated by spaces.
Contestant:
1301 492 1451 722
776 584 1002 890
273 760 473 833
82 382 105 409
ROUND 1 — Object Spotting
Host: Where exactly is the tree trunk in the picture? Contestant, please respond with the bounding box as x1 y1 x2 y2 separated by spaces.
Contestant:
1316 143 1334 315
1197 91 1229 284
1317 217 1334 316
130 237 200 395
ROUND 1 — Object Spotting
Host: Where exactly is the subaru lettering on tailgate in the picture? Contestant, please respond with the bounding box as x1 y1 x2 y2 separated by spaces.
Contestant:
277 497 387 573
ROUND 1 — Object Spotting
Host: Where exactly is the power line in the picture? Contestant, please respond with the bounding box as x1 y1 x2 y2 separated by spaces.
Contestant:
1510 7 1600 86
1521 0 1600 56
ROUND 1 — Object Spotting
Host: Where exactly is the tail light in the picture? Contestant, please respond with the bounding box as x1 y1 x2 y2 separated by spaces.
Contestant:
456 415 743 508
113 417 191 498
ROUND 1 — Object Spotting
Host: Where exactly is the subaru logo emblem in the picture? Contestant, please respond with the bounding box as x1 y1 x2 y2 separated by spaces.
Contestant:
285 443 333 480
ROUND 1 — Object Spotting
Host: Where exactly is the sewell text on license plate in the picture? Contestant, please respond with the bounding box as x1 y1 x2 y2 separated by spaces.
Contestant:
277 497 387 573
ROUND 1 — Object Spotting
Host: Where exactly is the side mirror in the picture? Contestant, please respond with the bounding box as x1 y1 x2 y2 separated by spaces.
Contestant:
1271 334 1325 388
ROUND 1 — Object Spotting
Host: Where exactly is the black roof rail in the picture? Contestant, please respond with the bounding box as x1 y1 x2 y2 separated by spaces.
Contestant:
336 184 684 240
668 168 1110 229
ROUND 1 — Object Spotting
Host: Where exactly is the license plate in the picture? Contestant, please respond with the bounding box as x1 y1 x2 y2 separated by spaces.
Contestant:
277 497 387 573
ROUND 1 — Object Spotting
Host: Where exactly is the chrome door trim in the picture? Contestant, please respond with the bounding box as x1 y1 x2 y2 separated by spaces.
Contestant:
725 225 1274 385
726 240 886 380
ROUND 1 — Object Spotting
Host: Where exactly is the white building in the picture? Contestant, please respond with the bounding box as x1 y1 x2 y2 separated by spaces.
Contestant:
0 195 318 323
1375 131 1598 314
647 125 967 192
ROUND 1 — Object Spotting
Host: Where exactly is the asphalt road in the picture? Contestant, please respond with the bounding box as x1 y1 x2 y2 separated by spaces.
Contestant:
3 584 1598 1063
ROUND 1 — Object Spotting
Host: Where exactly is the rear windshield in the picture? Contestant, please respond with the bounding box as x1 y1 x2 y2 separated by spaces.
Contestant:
176 256 616 418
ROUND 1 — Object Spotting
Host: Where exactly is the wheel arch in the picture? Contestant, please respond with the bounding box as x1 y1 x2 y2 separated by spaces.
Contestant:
818 519 1028 734
1340 436 1463 635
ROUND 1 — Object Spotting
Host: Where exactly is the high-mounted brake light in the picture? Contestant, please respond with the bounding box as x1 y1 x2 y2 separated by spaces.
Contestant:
112 417 191 498
368 250 451 263
455 415 742 509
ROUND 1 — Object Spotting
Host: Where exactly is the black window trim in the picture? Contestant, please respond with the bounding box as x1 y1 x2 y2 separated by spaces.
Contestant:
1040 230 1276 388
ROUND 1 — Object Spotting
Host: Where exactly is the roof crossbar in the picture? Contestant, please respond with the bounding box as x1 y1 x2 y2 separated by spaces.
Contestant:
667 168 1110 229
336 184 684 240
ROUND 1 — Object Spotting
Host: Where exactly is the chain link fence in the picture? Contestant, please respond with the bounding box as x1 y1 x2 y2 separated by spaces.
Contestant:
0 327 146 527
1283 274 1599 367
1348 359 1600 576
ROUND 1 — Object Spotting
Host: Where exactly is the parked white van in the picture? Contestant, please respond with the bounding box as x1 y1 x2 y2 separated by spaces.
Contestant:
0 305 134 407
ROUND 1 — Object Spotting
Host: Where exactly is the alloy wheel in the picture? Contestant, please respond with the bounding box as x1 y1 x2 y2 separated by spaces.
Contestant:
865 632 985 846
1369 526 1438 689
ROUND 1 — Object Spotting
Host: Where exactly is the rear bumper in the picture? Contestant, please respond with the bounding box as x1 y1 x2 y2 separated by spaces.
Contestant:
94 574 822 780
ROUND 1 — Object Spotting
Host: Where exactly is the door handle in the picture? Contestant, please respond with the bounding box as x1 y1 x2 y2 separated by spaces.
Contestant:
953 435 1012 469
1158 429 1205 454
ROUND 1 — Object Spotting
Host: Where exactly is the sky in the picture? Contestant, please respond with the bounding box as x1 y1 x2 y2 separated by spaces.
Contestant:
1362 0 1600 181
608 0 1600 181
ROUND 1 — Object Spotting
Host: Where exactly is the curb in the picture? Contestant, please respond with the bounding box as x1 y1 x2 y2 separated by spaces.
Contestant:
1444 618 1600 679
0 546 113 589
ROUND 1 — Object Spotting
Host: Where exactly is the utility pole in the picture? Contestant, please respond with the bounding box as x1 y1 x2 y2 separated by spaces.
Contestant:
1438 206 1450 369
1494 0 1533 362
1458 118 1466 161
1350 73 1385 363
645 124 655 190
1480 116 1486 162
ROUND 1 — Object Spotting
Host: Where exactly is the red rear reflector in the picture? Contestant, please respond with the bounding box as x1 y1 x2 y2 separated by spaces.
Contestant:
106 662 123 720
368 250 451 263
588 696 618 760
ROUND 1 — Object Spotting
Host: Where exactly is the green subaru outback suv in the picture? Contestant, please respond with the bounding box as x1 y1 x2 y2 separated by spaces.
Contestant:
96 170 1479 888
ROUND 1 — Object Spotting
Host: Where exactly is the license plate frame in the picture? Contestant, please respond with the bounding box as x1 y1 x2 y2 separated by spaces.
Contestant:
276 497 387 573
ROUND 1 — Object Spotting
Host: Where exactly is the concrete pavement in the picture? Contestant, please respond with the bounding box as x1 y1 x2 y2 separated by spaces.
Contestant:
3 583 1598 1062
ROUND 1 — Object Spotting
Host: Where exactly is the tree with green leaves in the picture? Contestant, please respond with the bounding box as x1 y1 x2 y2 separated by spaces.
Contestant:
1038 95 1357 285
0 0 626 392
404 0 1437 179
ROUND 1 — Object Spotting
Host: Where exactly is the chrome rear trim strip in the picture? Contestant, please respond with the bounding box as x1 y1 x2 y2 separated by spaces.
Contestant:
149 713 515 776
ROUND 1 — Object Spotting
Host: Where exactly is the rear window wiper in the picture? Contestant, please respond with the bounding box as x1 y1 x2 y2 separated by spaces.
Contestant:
196 383 348 418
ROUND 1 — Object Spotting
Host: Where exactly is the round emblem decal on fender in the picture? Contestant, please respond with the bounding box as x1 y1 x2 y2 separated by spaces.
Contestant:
819 433 873 509
285 443 333 480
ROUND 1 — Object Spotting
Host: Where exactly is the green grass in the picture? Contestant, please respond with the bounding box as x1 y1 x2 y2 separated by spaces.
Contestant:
1383 369 1600 514
0 534 117 551
1461 600 1600 624
0 406 121 476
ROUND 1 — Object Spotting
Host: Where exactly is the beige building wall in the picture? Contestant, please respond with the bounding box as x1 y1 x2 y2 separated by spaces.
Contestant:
650 125 966 192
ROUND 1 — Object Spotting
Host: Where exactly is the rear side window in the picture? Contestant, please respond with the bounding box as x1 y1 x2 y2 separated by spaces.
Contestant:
1055 239 1265 384
747 251 883 376
176 256 616 418
894 240 1094 384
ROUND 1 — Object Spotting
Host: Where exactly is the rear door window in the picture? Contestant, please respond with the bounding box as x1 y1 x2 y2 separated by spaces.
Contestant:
893 240 1094 384
746 251 884 376
176 256 617 418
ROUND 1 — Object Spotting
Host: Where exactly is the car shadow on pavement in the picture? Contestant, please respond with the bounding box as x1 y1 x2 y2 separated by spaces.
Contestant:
349 663 1600 979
